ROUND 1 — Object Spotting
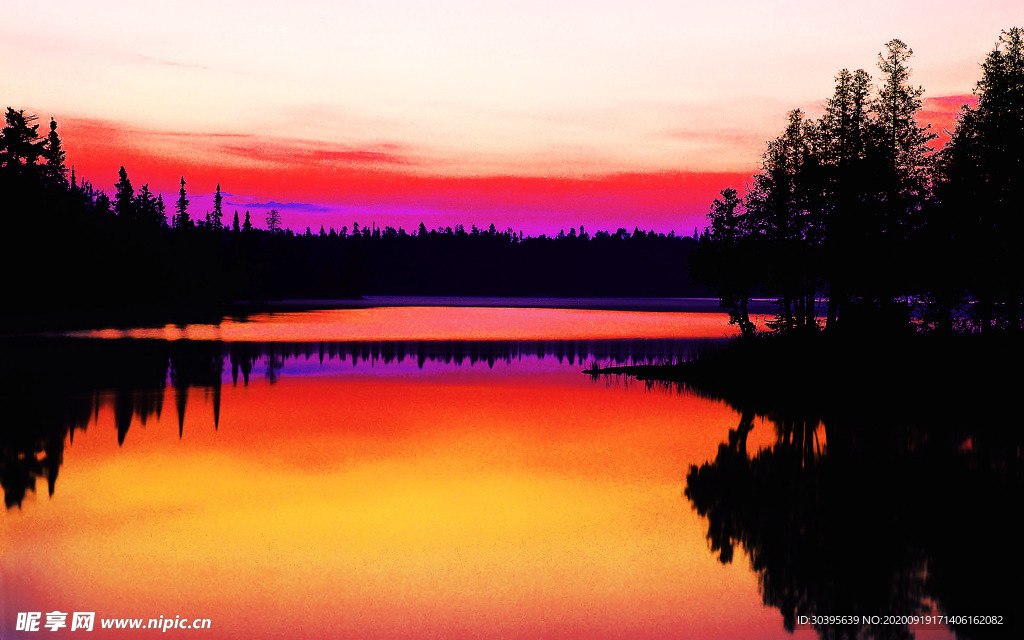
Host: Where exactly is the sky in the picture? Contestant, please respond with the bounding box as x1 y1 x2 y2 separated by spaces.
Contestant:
3 1 1020 235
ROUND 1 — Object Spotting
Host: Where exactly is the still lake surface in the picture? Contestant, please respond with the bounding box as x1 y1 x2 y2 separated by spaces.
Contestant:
0 302 990 638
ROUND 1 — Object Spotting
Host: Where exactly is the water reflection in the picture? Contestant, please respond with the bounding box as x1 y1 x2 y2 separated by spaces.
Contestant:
676 380 1023 640
0 337 716 509
2 334 786 640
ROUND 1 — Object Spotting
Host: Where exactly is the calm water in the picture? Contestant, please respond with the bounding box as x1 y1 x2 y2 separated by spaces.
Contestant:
1 306 1009 639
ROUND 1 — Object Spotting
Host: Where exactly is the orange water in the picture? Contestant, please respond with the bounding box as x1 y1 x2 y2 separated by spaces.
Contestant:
2 350 791 639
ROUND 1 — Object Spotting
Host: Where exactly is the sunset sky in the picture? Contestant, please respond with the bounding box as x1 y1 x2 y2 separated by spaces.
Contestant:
3 1 1020 234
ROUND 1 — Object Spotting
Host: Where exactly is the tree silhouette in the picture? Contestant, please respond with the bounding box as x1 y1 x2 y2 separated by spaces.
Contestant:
156 194 167 228
207 183 224 229
817 68 876 328
693 37 958 334
266 208 281 234
174 176 190 228
135 184 160 227
0 108 44 176
691 188 758 337
937 28 1024 333
42 117 67 189
114 166 135 220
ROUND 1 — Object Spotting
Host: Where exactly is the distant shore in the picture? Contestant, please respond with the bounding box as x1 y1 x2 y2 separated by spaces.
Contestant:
3 296 774 336
241 296 779 314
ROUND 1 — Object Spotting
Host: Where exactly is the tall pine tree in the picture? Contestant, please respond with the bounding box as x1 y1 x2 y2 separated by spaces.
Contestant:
42 118 67 188
175 176 190 228
114 166 135 220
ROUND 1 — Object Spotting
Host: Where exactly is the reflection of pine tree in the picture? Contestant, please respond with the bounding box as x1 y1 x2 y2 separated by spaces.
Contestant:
684 383 1023 640
265 346 284 384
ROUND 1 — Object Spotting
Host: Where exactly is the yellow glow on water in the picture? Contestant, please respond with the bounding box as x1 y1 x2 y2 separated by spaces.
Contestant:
3 368 787 639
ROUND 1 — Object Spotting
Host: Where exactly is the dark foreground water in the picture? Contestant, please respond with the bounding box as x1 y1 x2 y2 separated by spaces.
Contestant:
2 306 1014 639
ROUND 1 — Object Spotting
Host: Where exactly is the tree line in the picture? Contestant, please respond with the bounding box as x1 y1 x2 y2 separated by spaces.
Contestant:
0 113 706 326
691 29 1024 336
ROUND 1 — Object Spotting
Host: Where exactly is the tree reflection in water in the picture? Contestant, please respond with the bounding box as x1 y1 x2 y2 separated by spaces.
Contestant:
683 382 1022 640
0 336 713 509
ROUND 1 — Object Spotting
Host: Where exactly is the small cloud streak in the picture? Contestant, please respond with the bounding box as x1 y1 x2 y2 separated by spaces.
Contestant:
217 141 411 167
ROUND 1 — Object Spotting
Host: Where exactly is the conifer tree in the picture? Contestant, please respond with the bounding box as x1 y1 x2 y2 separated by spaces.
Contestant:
175 176 190 228
267 208 281 234
818 68 877 327
242 210 252 232
42 118 67 188
207 183 224 229
873 40 936 231
114 166 135 220
939 27 1024 331
135 184 158 225
156 194 167 228
232 211 240 232
0 108 44 176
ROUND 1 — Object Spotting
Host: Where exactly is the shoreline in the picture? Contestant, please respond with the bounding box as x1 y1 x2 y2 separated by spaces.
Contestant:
2 296 776 335
583 330 1024 421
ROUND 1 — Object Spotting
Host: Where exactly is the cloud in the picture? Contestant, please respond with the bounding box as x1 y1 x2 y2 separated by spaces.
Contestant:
54 115 416 193
216 141 412 167
664 127 768 147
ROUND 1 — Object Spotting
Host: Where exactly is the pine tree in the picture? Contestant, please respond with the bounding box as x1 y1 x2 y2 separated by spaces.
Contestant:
873 40 936 231
175 176 190 228
156 194 167 228
869 39 937 325
940 27 1024 331
817 68 877 327
135 184 158 225
0 108 45 176
242 210 252 232
232 211 240 232
266 208 281 234
114 166 135 220
42 117 68 188
207 183 224 229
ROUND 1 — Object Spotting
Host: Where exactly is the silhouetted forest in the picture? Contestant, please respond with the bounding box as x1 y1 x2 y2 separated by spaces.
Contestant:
692 30 1024 336
0 111 703 329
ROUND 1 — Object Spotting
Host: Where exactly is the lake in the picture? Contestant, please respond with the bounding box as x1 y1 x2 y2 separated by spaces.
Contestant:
0 303 1003 638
